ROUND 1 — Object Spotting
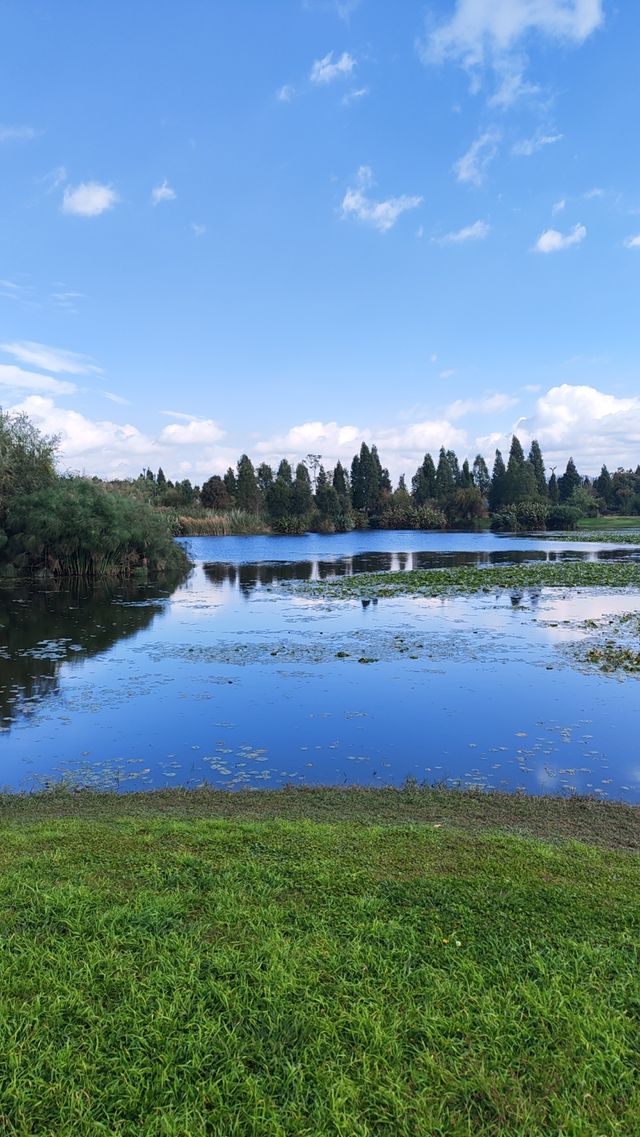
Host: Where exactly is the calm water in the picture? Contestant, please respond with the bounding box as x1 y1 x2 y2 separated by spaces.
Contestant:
2 530 640 799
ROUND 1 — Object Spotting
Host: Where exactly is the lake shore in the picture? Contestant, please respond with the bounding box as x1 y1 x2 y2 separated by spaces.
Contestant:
2 783 639 849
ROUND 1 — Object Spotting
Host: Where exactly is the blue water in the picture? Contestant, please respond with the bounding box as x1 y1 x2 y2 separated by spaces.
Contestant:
2 531 639 799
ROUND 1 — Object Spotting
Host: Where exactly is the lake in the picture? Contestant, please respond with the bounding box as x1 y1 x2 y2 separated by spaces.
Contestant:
2 530 640 799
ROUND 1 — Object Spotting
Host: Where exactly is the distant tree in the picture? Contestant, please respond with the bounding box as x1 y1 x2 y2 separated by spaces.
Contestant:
558 457 581 503
504 435 536 504
459 459 473 488
236 454 259 513
411 453 437 504
304 453 322 492
256 463 274 497
489 450 507 512
548 470 559 504
156 467 167 488
291 462 313 518
266 460 293 521
435 447 456 502
201 474 230 510
223 467 237 502
527 440 547 498
315 466 341 526
332 461 349 501
594 465 613 509
472 454 491 499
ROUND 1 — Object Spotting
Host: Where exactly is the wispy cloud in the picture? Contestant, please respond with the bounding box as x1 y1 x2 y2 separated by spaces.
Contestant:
102 390 131 405
624 235 640 249
310 50 356 84
533 223 586 252
552 198 566 215
447 393 519 420
434 219 490 245
191 223 206 237
0 124 37 142
341 166 422 233
0 364 76 396
151 179 176 205
0 341 102 375
62 182 120 217
51 289 83 314
584 186 605 199
454 128 501 186
276 84 296 102
342 86 369 105
512 131 563 156
420 0 604 107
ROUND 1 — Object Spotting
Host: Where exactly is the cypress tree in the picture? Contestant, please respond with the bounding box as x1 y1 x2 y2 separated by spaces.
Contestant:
489 450 507 512
595 464 613 508
291 462 313 518
411 453 437 504
548 470 559 504
472 454 491 498
332 461 349 502
527 440 547 498
460 459 473 487
435 447 455 502
558 457 581 503
236 454 259 513
223 467 237 501
504 435 535 503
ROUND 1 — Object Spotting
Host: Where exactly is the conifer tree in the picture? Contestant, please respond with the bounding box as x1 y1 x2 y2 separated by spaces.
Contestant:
558 457 581 503
489 450 507 512
472 454 491 498
527 440 547 498
236 454 259 512
411 453 437 504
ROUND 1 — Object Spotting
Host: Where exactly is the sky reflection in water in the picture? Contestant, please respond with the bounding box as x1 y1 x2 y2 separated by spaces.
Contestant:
2 531 640 800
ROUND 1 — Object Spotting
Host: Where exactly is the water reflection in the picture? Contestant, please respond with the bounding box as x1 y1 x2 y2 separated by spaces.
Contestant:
203 546 639 597
0 575 180 728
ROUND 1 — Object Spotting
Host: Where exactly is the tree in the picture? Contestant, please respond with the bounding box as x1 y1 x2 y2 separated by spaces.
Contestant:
304 453 322 492
291 462 313 518
548 470 559 504
223 467 237 502
489 450 507 512
156 467 166 488
472 454 491 499
332 461 349 502
256 463 274 497
503 435 536 504
558 457 581 503
266 460 293 521
315 466 341 526
594 465 613 509
459 459 473 488
201 475 230 510
411 453 437 504
527 440 547 498
235 454 259 513
435 447 456 502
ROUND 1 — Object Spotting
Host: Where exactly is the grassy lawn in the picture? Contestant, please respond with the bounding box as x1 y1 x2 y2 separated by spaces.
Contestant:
1 791 639 1135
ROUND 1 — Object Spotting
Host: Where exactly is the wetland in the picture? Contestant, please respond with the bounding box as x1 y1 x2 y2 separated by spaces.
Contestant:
3 529 640 800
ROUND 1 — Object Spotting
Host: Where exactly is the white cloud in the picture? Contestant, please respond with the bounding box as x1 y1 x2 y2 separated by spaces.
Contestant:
434 219 490 244
191 223 206 237
342 86 369 105
454 129 501 186
439 369 457 380
341 166 422 233
254 418 469 480
310 50 356 84
515 383 640 471
552 198 566 215
160 418 225 445
421 1 603 108
584 186 604 199
0 124 37 142
276 84 296 102
0 341 102 375
533 222 586 252
512 131 562 156
0 365 76 397
447 393 519 420
624 234 640 249
9 395 160 468
151 179 176 205
62 182 120 217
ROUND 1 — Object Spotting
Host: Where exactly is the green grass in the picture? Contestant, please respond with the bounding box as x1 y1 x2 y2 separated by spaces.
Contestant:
299 559 640 599
1 796 639 1135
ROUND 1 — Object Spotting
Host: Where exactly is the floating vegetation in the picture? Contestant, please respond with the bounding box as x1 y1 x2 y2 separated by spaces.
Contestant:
297 560 640 599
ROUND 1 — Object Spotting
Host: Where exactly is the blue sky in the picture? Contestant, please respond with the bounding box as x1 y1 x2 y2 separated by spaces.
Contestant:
1 0 639 481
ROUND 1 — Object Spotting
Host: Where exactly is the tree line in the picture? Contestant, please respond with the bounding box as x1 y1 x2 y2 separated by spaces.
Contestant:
135 437 640 533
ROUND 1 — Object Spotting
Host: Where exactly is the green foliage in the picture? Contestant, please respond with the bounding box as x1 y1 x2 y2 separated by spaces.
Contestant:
200 475 230 510
558 457 582 503
5 478 188 577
